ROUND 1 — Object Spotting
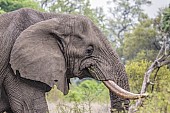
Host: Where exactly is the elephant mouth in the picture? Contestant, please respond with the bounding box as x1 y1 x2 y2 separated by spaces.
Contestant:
79 61 148 100
83 66 148 100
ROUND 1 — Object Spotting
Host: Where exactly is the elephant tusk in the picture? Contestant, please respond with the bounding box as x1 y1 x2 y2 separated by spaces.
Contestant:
103 80 148 99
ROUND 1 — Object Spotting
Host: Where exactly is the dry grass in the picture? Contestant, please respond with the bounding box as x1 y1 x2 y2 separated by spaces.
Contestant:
47 101 111 113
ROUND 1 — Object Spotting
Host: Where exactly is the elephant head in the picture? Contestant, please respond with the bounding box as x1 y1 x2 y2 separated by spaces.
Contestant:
10 15 146 111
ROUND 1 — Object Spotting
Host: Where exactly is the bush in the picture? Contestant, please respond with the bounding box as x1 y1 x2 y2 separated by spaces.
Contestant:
47 80 109 103
46 80 110 113
126 60 170 112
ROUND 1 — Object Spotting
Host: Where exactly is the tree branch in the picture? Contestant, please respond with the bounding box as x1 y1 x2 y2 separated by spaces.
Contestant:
128 35 170 113
151 67 160 93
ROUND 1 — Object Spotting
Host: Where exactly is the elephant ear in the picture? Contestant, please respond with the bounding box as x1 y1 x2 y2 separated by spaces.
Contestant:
10 18 70 95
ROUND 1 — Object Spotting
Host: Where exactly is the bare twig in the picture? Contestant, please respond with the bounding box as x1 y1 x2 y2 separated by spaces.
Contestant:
151 67 160 93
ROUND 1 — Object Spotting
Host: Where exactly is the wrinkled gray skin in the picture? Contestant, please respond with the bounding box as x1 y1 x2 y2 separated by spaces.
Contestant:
0 8 130 113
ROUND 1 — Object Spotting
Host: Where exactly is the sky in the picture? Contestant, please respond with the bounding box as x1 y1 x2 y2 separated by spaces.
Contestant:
90 0 170 18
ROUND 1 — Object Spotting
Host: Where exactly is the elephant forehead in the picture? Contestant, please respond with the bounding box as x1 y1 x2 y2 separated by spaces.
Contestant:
53 15 93 36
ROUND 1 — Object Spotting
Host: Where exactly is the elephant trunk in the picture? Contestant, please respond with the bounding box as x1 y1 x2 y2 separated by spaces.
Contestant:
103 80 148 99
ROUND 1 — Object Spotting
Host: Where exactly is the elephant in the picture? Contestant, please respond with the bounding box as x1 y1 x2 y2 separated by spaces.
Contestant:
0 8 147 113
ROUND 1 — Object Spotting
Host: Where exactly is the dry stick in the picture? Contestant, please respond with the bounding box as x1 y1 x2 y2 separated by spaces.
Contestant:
128 58 160 113
151 67 160 93
129 36 170 113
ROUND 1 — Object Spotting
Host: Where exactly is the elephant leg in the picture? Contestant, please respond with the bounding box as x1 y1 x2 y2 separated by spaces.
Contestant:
5 109 13 113
3 67 49 113
20 78 50 113
0 98 11 113
0 86 12 113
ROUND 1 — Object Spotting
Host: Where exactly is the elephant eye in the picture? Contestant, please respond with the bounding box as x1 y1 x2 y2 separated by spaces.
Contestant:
85 45 94 56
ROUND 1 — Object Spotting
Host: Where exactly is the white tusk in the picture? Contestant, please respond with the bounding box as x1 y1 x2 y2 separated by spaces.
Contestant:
103 80 148 99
